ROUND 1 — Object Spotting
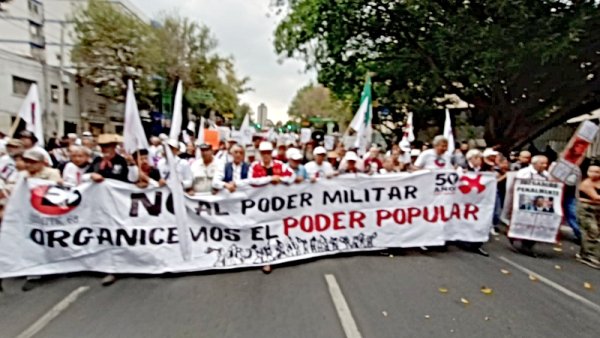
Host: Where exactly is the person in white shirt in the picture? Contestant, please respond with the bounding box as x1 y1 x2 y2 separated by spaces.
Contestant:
515 155 550 181
157 139 193 190
215 138 236 163
512 155 550 257
62 145 92 187
148 136 162 166
212 144 249 192
0 139 24 204
413 135 453 170
190 143 220 194
305 146 336 179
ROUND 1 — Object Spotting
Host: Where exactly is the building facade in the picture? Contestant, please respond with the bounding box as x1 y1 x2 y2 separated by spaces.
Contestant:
0 0 148 137
0 49 80 135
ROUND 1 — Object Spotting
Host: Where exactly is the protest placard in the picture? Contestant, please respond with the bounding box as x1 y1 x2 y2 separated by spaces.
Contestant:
508 179 564 243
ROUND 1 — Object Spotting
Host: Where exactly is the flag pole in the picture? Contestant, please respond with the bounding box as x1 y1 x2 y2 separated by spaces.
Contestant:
8 117 21 138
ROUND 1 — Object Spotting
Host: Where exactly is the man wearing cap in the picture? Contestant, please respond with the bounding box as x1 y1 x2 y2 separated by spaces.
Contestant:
89 134 138 184
62 145 93 187
305 146 336 180
22 148 62 183
18 130 53 166
212 144 249 193
413 135 453 171
339 151 364 174
287 148 308 183
157 139 193 190
190 143 219 193
327 151 340 170
248 141 295 186
482 148 499 171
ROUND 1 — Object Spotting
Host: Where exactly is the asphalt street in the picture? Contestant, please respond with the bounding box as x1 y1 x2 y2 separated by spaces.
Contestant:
0 235 598 338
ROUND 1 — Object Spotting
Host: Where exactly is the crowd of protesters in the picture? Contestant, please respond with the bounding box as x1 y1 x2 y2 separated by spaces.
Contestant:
0 128 598 291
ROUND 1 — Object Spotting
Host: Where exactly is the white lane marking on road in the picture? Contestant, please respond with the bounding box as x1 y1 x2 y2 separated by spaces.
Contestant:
324 274 363 338
499 256 600 313
16 286 90 338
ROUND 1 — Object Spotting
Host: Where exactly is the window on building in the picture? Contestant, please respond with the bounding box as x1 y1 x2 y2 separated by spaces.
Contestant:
28 0 40 15
64 88 70 105
29 24 42 38
51 85 59 103
12 77 35 96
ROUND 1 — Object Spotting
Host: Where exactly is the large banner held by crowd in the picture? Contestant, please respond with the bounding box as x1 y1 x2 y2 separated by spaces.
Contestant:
0 171 496 278
508 179 564 243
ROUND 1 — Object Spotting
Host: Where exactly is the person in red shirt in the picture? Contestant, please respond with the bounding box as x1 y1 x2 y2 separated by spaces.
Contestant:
248 141 295 274
248 141 295 187
363 145 383 174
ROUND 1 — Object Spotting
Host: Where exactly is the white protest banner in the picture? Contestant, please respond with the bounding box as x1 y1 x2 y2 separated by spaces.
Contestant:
508 179 564 243
0 171 495 278
300 128 312 144
324 135 335 150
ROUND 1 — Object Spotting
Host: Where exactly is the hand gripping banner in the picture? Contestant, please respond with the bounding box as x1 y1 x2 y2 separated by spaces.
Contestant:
0 171 496 278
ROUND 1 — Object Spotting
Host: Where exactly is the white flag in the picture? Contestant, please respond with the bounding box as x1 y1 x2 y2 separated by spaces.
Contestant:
123 80 149 153
240 113 253 145
197 117 206 145
17 83 44 146
182 120 195 144
169 80 183 140
443 108 455 155
348 77 372 155
164 144 191 261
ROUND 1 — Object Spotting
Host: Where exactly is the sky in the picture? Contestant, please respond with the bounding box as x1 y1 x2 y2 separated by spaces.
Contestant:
130 0 315 123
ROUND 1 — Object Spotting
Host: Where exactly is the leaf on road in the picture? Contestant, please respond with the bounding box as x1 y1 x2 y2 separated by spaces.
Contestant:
500 269 511 275
554 265 561 270
480 287 493 295
584 282 592 290
460 297 470 304
529 274 538 281
438 287 448 294
553 247 563 252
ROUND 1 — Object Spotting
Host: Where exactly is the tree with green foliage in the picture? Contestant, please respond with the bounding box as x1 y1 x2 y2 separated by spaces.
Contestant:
72 0 250 116
288 84 353 127
154 14 250 115
72 0 161 106
274 0 599 149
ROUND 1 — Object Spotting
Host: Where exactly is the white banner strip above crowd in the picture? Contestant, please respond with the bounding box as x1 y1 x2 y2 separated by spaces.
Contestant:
0 171 496 278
